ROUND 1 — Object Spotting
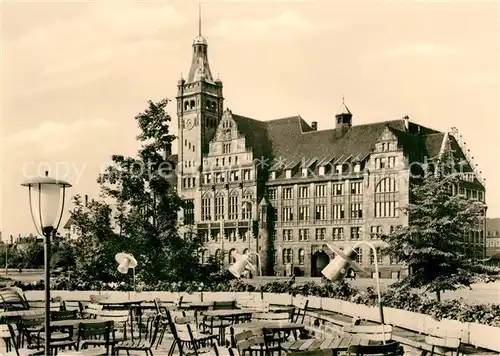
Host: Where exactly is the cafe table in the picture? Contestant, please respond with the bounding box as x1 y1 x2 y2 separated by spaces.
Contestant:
98 299 144 338
229 320 306 347
285 335 371 356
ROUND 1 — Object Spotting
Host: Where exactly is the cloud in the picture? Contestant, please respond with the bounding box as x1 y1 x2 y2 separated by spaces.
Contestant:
3 3 187 95
365 42 464 61
5 119 112 155
210 11 315 39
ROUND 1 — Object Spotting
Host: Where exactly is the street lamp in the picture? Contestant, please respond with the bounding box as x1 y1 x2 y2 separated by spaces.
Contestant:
228 251 264 299
21 171 71 354
116 252 137 291
321 242 387 343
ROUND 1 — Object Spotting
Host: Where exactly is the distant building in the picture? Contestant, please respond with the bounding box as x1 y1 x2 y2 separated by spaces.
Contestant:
171 20 487 277
486 218 500 264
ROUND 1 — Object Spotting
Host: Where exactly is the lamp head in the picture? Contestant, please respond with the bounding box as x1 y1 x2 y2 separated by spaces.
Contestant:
21 172 72 234
115 252 137 274
228 251 257 278
321 244 365 282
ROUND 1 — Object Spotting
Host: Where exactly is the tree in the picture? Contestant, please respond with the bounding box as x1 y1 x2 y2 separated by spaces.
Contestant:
382 148 491 301
70 98 224 286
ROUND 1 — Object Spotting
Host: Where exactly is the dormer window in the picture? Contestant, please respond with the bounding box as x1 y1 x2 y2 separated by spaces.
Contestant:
270 171 276 180
301 168 308 177
285 170 292 179
354 164 361 173
335 165 342 174
318 166 325 175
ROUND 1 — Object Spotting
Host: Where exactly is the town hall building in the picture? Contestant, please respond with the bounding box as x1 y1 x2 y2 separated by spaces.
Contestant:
172 25 487 278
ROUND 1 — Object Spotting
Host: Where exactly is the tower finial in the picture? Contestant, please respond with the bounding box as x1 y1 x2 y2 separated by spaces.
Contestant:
198 2 202 37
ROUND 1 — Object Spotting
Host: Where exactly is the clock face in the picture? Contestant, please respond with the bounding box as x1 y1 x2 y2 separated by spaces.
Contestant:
185 117 194 130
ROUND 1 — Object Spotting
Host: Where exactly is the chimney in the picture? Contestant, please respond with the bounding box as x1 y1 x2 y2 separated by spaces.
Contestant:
84 194 88 207
403 115 409 131
311 121 318 131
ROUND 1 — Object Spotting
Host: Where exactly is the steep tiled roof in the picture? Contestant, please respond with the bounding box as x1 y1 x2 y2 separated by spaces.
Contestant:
228 114 453 172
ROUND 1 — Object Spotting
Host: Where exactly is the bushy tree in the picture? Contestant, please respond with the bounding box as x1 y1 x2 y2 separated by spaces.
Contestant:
382 149 492 300
69 98 224 286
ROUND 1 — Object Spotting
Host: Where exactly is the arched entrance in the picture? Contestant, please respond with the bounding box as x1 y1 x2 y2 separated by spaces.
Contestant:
311 251 330 277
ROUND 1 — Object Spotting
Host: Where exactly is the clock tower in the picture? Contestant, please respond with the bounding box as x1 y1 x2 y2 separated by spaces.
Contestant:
177 14 224 223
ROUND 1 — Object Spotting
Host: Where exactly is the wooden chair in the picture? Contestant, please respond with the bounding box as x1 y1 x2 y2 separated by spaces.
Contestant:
424 335 461 356
92 309 130 343
234 328 278 356
83 303 104 318
286 349 334 356
167 311 217 356
0 288 30 311
157 309 185 347
347 341 403 356
342 325 393 342
292 299 309 324
113 314 162 356
0 324 45 356
18 312 45 349
213 341 241 356
65 320 113 355
28 301 62 311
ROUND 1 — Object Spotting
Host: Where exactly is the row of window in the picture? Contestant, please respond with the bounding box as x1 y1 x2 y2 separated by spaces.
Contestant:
268 178 397 200
279 201 399 222
203 169 252 184
281 247 396 265
199 229 253 243
374 156 396 170
183 140 196 152
269 163 362 180
281 227 364 241
201 195 253 221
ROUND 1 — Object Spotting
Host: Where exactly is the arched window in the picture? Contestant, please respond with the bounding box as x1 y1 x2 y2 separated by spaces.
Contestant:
184 101 190 110
282 248 293 264
201 192 212 221
215 191 225 221
201 249 209 264
229 190 239 220
215 249 222 261
353 247 362 264
243 248 249 256
190 100 195 109
374 177 399 218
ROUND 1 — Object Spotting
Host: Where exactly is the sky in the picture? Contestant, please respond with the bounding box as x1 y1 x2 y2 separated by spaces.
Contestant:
0 0 499 239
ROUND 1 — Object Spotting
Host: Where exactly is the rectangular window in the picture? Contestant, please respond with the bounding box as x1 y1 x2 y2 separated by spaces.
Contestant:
229 195 239 220
298 206 309 221
375 157 386 169
204 173 211 184
375 201 399 218
370 247 383 265
301 168 308 177
283 229 293 241
228 171 239 182
350 182 362 195
351 227 361 240
350 203 363 218
285 170 292 178
282 207 293 222
315 184 326 197
388 157 396 168
319 166 325 175
315 205 326 220
332 204 345 220
299 229 309 241
298 186 309 198
332 183 343 196
268 188 277 200
270 171 276 180
333 227 344 240
315 228 326 241
298 250 305 265
243 169 252 181
223 143 231 154
215 196 224 220
283 188 293 199
370 226 383 239
184 200 195 225
201 198 211 221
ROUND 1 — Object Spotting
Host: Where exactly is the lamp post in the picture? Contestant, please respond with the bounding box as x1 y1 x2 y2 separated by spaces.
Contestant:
21 171 71 354
116 253 137 292
321 242 387 343
228 251 264 299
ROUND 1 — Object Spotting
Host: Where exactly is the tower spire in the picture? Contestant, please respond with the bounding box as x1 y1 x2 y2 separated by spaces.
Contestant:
198 2 202 37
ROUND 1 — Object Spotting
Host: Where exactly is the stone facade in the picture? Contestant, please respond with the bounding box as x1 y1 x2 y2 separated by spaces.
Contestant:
174 30 486 277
